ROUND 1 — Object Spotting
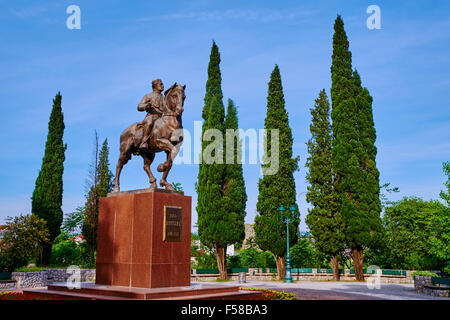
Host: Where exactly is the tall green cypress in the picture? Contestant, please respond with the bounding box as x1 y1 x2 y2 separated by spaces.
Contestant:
352 69 383 262
202 41 223 121
98 139 114 198
197 42 246 279
305 89 344 280
223 99 247 247
83 137 113 263
330 16 382 280
32 92 67 265
255 65 299 280
196 95 227 278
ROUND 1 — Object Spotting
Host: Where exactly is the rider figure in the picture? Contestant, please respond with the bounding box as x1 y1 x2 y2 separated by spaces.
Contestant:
137 79 165 149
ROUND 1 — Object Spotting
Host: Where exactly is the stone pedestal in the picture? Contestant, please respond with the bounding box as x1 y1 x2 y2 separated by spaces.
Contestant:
23 188 263 300
95 188 191 289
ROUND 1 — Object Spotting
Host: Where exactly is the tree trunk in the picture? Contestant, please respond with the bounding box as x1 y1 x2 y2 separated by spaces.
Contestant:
330 254 340 281
216 246 228 280
352 247 364 281
38 242 52 266
276 256 286 281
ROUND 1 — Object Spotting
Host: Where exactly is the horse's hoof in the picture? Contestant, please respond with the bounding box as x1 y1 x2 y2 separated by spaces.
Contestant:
113 186 120 193
149 183 157 192
160 181 174 191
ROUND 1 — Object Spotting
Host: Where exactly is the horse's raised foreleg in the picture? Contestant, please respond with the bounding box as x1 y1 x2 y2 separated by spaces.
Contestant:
155 138 176 190
142 152 157 191
160 151 174 191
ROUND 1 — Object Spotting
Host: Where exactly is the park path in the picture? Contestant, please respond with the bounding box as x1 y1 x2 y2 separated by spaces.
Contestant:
203 280 448 300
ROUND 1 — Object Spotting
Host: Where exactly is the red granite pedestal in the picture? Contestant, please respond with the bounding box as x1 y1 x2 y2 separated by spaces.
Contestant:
23 189 262 300
96 188 191 288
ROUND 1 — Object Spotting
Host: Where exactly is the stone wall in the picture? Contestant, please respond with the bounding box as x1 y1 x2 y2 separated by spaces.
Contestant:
413 275 433 293
10 269 96 289
0 280 17 291
414 275 450 298
422 285 449 298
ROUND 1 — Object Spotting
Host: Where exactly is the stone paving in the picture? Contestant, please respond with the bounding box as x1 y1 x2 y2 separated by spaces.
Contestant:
202 280 449 300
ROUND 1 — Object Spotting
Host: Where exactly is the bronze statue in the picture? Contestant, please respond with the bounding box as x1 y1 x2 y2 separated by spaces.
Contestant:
137 79 166 149
113 81 186 193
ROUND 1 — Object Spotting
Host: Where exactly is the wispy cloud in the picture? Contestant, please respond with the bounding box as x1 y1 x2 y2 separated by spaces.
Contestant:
10 5 48 19
134 8 319 24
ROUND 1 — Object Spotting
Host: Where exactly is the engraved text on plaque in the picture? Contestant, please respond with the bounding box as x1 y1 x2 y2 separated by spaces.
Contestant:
163 206 182 242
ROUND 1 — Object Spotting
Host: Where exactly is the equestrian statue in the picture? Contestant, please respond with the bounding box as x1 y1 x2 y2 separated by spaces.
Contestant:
113 79 186 193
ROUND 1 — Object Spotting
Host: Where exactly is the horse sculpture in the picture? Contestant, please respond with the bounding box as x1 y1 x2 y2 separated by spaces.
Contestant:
113 83 186 193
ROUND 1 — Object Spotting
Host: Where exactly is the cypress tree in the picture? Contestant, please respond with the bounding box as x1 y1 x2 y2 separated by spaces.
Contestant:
202 41 223 121
305 89 344 280
223 99 247 249
330 16 382 280
197 42 246 279
32 92 67 265
351 70 383 270
196 95 228 278
98 138 114 198
83 136 113 263
255 65 299 280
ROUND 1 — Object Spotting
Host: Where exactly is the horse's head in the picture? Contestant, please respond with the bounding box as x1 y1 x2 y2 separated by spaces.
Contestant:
164 83 186 116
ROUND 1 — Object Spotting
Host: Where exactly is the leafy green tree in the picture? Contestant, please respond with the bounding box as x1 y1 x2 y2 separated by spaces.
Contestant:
290 236 328 268
0 214 49 271
82 134 113 263
48 232 90 267
255 65 300 280
31 92 67 265
439 162 450 205
380 183 400 209
226 248 276 269
305 89 344 280
171 182 183 191
430 162 450 273
383 197 445 270
62 206 85 235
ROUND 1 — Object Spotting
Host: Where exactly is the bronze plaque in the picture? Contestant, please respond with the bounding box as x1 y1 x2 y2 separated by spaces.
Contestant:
163 206 182 242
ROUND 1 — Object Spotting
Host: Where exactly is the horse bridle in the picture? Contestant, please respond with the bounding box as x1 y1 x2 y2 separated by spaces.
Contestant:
164 86 183 117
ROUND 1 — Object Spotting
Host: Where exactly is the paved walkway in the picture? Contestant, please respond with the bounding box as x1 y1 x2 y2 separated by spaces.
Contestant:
199 280 448 300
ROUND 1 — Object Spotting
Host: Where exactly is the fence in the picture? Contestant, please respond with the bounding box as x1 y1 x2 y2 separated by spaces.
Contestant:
191 268 414 284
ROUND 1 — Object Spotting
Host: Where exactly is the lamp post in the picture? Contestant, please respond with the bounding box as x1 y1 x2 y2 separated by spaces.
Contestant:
279 204 296 283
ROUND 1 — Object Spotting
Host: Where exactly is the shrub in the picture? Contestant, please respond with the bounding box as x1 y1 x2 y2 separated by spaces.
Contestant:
412 271 439 277
48 232 91 267
13 266 44 272
240 287 296 300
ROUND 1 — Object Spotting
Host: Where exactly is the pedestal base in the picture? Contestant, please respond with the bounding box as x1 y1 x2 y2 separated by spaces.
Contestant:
23 282 263 300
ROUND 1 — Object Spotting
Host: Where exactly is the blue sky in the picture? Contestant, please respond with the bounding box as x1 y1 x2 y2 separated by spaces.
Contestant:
0 0 449 232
